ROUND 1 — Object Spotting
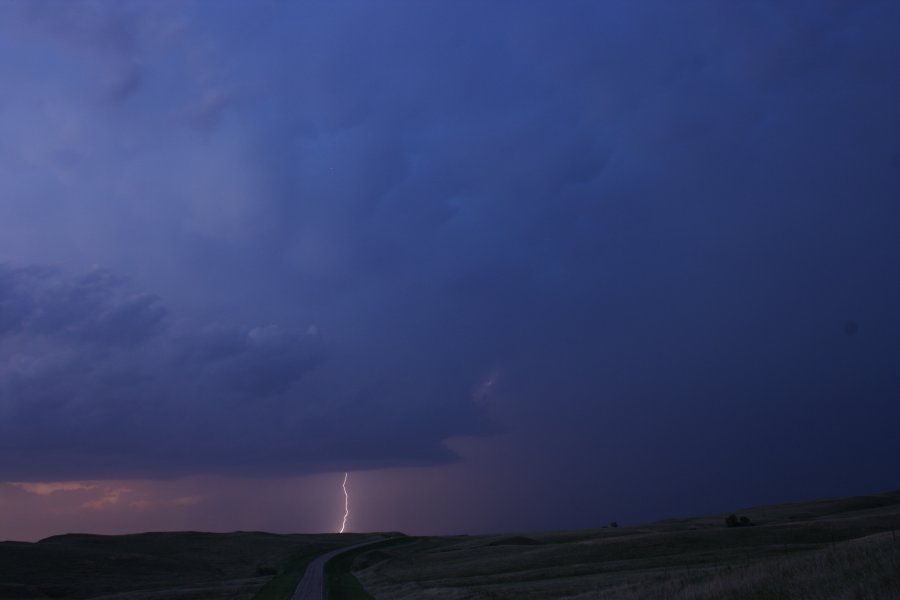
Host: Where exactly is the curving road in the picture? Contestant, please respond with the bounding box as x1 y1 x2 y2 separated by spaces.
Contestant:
290 539 385 600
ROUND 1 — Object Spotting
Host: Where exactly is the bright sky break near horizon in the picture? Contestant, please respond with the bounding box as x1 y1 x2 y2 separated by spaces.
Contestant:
1 0 899 542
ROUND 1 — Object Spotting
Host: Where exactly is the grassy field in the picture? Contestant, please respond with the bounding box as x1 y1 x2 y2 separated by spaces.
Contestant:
324 538 413 600
0 531 377 600
2 491 898 599
250 547 324 600
353 490 900 599
325 545 378 600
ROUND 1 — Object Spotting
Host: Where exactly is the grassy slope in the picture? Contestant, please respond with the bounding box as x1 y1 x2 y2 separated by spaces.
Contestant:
325 548 376 600
324 538 412 600
0 531 375 600
2 491 897 599
354 490 900 600
250 548 322 600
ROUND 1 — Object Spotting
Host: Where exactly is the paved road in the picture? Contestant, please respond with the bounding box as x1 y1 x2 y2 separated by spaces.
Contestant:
290 539 386 600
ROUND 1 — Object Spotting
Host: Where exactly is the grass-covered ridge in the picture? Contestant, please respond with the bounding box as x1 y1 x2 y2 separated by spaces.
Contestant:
353 490 900 599
0 531 376 600
250 548 323 600
1 491 898 599
324 537 412 600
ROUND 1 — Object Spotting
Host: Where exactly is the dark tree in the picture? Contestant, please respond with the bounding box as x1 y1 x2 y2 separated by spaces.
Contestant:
725 513 753 527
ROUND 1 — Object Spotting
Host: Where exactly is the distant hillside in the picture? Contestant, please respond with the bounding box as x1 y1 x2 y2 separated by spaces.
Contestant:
0 531 374 599
353 490 900 599
2 491 899 599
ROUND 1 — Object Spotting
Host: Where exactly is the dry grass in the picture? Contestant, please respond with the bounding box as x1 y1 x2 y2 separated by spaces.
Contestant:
354 491 900 599
2 492 897 599
585 532 899 600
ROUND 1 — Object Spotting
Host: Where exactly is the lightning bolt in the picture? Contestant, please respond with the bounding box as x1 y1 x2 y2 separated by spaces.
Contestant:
339 472 350 533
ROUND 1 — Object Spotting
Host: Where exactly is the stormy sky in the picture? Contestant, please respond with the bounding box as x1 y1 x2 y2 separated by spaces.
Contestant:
1 0 899 540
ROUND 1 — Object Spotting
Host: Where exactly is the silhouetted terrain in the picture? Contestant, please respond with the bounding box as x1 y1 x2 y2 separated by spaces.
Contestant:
354 490 900 599
2 491 899 599
0 531 376 599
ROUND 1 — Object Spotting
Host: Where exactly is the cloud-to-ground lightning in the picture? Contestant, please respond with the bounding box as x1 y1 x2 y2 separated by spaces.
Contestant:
339 472 349 533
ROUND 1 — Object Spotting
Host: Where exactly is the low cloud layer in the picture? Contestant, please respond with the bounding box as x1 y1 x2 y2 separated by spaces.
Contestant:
0 264 491 481
0 265 342 479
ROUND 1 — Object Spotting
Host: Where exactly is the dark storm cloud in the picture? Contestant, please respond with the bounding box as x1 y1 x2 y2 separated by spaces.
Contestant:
0 266 165 345
0 263 484 481
0 0 899 517
3 0 147 102
0 265 324 479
